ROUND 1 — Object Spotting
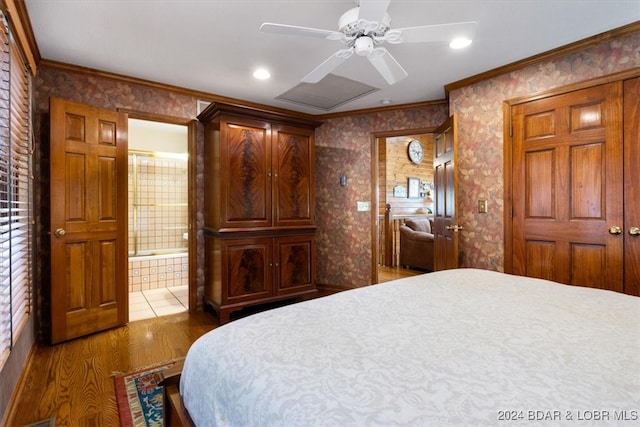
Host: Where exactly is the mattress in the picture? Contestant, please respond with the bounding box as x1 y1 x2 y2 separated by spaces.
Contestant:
180 268 640 426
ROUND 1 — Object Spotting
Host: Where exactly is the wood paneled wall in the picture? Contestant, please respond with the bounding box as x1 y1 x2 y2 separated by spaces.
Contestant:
379 134 434 215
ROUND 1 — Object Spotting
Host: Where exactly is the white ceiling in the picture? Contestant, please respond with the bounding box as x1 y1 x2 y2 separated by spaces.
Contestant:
24 0 640 115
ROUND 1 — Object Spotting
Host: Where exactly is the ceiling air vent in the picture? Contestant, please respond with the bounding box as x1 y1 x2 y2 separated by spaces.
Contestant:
276 74 378 111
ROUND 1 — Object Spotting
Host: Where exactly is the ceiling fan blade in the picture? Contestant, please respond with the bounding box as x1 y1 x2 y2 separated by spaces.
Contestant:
357 0 391 24
367 47 408 85
302 49 354 83
260 23 345 41
394 21 477 44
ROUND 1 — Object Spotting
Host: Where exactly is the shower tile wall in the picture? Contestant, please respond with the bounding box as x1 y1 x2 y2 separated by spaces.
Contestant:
128 153 188 292
128 154 188 255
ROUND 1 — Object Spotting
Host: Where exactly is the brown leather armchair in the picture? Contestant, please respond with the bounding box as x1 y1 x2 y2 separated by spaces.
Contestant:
399 218 434 271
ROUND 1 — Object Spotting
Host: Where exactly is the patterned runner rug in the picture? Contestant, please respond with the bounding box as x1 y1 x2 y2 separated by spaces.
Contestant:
113 360 182 427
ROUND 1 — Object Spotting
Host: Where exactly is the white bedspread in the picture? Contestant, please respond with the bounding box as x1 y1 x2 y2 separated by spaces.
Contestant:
181 269 640 426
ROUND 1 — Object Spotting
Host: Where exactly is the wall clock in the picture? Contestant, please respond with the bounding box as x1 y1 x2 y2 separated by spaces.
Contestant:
407 139 423 164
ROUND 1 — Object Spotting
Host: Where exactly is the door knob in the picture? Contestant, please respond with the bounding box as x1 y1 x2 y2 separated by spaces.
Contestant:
629 226 640 236
608 226 622 235
54 228 66 238
445 225 464 232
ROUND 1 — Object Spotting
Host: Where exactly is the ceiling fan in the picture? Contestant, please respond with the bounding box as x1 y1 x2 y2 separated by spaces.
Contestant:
260 0 476 85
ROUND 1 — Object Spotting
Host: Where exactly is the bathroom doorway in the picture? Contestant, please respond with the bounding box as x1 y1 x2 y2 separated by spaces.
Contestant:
127 118 189 321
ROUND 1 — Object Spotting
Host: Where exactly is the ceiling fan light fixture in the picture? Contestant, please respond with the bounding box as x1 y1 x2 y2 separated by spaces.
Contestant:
355 36 374 56
449 37 472 49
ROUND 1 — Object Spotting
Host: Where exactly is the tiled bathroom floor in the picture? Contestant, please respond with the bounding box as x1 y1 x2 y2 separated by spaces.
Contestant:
129 285 188 321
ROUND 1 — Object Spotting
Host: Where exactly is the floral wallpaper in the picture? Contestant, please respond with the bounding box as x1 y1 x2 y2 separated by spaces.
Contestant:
34 71 197 117
449 33 640 273
314 107 448 287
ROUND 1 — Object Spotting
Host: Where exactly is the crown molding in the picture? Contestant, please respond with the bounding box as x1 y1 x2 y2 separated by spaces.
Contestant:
2 0 39 75
315 99 448 120
39 58 448 120
39 58 327 121
445 21 640 96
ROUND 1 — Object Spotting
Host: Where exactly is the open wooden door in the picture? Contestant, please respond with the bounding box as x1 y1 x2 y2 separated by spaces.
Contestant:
49 97 128 344
433 115 460 270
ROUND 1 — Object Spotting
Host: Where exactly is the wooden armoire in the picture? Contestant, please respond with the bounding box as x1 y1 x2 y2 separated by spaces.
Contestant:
199 102 322 323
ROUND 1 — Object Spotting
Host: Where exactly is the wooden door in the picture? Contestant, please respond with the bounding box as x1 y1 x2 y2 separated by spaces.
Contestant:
220 116 271 229
272 124 315 228
49 98 128 344
433 115 460 270
512 83 624 291
623 77 640 296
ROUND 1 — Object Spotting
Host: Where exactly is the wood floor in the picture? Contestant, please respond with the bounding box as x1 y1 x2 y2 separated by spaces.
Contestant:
7 267 420 426
7 311 217 427
378 265 423 283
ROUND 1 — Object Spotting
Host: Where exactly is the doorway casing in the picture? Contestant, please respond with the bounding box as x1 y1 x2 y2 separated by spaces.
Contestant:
370 127 437 284
123 110 198 311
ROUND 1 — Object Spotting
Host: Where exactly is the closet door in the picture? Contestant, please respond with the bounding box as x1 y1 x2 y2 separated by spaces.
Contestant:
512 82 624 291
623 77 640 296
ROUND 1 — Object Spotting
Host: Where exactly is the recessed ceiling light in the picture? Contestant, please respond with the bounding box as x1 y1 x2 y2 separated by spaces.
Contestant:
253 68 271 80
381 98 392 105
449 37 472 49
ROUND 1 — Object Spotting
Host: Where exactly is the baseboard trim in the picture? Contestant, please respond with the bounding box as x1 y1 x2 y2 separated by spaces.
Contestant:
316 283 356 294
2 340 38 427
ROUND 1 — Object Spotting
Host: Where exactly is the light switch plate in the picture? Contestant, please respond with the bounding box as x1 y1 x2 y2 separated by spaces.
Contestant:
357 201 370 212
478 200 488 213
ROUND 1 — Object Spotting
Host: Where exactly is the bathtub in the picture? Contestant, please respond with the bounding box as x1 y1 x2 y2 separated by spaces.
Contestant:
128 252 188 292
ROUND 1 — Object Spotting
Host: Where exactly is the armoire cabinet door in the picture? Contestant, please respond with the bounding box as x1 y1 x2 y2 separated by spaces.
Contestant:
223 238 273 304
275 235 316 296
221 116 272 229
273 125 315 227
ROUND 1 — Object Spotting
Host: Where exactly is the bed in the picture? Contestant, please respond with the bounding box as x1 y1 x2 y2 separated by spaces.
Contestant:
166 268 640 426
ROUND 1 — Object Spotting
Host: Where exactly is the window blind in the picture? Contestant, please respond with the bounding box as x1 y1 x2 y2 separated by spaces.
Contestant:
9 26 31 344
0 11 12 367
0 11 33 369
